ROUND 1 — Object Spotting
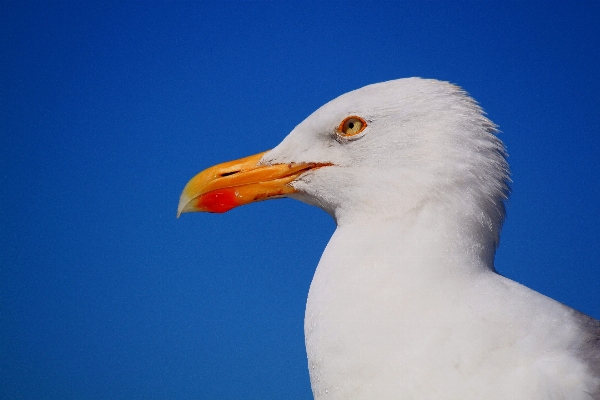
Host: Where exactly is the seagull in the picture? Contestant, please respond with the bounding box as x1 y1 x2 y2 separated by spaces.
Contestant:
178 78 599 399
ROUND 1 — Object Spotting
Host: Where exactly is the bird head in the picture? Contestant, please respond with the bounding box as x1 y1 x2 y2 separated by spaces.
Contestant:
178 78 509 243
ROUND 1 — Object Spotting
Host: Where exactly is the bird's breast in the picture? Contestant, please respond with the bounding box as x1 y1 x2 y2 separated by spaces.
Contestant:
303 223 597 399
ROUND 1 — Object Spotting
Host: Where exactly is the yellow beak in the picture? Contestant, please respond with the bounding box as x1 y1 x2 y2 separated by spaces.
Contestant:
177 151 330 216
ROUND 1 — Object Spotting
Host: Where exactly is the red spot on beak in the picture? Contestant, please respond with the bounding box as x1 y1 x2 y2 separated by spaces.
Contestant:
197 188 240 213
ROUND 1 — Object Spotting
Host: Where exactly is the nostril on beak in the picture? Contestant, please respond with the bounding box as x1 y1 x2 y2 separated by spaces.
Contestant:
220 170 239 177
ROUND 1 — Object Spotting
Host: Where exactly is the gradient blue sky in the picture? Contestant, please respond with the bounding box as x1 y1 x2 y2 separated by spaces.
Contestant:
1 2 599 399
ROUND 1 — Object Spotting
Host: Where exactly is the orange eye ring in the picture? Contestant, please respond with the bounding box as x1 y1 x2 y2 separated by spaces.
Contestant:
337 116 367 137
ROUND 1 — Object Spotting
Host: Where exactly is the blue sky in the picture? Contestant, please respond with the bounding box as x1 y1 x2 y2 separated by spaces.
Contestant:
1 2 599 399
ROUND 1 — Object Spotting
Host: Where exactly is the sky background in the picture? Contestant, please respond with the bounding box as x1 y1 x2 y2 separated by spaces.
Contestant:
1 2 599 399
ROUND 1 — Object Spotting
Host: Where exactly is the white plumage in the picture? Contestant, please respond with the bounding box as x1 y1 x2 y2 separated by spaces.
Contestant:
180 78 600 399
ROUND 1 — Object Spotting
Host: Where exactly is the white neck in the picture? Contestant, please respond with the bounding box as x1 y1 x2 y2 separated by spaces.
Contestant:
303 209 597 399
304 209 492 396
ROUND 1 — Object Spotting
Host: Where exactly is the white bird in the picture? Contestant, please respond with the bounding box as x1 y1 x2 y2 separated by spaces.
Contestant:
178 78 599 399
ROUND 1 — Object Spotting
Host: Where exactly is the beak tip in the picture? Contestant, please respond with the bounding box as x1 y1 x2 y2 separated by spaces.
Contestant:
177 193 191 219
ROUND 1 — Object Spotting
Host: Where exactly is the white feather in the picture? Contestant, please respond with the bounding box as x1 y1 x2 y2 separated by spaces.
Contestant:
261 78 599 399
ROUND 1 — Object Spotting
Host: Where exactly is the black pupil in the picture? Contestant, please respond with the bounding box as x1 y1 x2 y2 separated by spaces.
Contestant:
348 122 354 130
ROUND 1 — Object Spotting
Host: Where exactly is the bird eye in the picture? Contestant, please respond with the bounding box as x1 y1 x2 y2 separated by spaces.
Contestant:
338 116 367 137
